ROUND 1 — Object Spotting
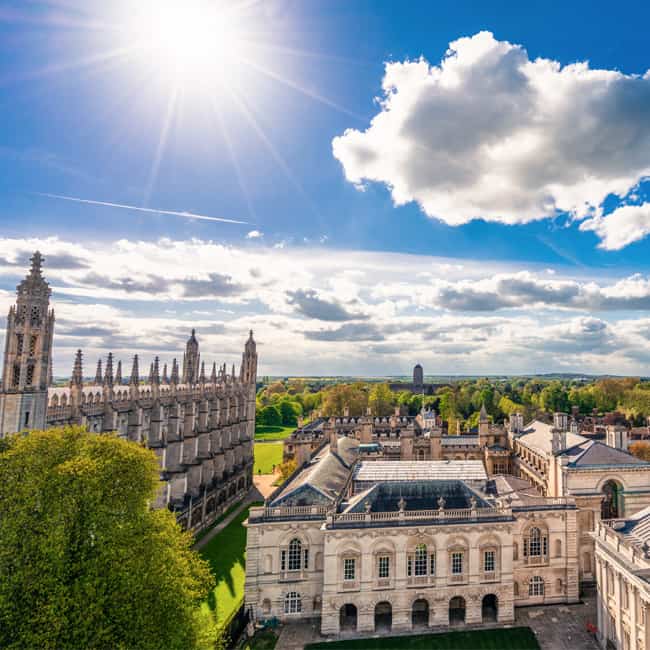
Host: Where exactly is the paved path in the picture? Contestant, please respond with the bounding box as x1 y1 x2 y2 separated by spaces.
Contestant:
253 472 278 499
192 487 262 551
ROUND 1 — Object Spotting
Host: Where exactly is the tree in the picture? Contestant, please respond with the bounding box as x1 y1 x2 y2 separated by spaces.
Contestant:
629 442 650 462
368 383 394 416
279 400 302 427
321 383 368 416
0 427 215 650
259 404 282 426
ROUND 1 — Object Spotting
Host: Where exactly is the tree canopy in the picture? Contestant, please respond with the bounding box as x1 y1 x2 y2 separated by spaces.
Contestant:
0 427 215 650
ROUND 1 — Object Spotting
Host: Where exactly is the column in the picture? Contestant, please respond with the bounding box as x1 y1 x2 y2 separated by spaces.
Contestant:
596 559 604 646
615 570 623 649
629 585 637 650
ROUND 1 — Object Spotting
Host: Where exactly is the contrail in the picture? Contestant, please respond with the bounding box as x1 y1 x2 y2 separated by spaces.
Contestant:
36 192 249 225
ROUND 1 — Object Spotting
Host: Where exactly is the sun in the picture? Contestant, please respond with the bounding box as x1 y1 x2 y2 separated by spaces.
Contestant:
129 0 246 88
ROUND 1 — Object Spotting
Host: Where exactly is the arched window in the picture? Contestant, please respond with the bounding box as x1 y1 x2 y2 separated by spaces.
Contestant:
529 576 544 596
281 538 307 572
524 527 548 558
284 591 301 614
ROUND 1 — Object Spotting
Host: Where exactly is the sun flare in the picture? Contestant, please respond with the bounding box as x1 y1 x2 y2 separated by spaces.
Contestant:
130 1 246 88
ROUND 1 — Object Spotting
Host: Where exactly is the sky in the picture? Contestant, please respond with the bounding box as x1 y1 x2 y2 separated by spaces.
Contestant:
1 0 650 377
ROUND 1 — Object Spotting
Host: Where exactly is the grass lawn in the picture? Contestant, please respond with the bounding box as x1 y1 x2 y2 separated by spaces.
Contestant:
255 425 296 441
305 627 539 650
193 499 244 544
254 442 284 474
199 504 261 630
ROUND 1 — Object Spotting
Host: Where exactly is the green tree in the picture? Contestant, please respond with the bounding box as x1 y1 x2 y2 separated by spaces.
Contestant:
0 427 215 650
321 383 368 416
260 404 282 426
368 383 395 416
279 400 302 427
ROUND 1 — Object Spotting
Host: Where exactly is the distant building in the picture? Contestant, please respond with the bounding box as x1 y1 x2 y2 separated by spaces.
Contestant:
388 363 443 395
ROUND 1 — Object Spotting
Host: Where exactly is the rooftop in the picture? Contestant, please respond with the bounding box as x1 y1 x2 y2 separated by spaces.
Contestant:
352 459 487 484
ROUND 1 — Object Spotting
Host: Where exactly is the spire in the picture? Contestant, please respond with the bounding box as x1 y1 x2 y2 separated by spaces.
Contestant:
199 360 206 383
129 355 139 385
231 363 236 379
170 358 179 384
148 362 154 384
162 363 168 384
211 362 217 383
104 353 114 386
479 403 488 421
94 359 103 384
152 356 160 385
71 349 83 387
115 360 122 385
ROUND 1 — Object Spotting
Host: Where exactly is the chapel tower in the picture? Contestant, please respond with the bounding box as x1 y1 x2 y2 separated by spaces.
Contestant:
182 329 200 384
0 252 55 435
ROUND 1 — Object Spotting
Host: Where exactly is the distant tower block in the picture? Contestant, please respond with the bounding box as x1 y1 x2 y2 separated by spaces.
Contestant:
413 363 424 388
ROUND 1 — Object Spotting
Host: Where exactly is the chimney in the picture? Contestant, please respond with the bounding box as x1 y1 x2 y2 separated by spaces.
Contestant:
553 412 568 431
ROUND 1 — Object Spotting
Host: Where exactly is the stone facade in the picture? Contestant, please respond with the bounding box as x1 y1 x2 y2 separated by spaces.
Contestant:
593 510 650 649
244 452 580 636
0 252 257 532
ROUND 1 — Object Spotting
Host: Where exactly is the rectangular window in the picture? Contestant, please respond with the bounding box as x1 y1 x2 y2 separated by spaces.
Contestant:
16 334 24 355
344 558 356 581
414 546 428 576
451 552 463 575
378 556 390 578
407 557 413 577
304 549 309 570
24 411 30 427
29 335 37 356
430 553 436 576
280 550 286 571
484 550 495 572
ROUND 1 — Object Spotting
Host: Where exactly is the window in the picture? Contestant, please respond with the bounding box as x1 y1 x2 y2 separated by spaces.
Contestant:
451 552 464 575
484 550 495 572
529 576 544 596
524 527 547 557
16 334 24 355
30 305 40 326
12 364 20 387
25 364 34 386
344 558 356 581
284 591 301 614
29 336 37 356
24 411 30 427
288 539 302 571
430 552 436 576
414 544 428 576
304 549 309 570
378 556 390 579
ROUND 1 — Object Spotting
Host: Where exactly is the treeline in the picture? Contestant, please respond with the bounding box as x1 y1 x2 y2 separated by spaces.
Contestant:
256 376 650 432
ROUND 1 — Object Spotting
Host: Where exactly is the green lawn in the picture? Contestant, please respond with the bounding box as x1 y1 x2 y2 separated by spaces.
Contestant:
255 425 296 441
199 505 260 630
193 499 244 544
305 627 539 650
254 442 284 474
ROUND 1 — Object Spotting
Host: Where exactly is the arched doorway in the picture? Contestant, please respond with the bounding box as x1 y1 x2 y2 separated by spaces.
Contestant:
449 596 466 625
411 598 429 629
601 480 622 519
374 601 392 632
339 604 357 631
482 594 498 622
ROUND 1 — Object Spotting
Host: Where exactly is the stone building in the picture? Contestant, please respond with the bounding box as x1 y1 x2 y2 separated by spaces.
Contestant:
0 252 257 532
244 439 580 635
284 404 510 475
388 363 444 395
593 508 650 649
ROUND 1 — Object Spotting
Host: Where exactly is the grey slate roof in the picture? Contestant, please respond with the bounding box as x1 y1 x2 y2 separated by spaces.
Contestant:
270 436 359 507
562 440 649 467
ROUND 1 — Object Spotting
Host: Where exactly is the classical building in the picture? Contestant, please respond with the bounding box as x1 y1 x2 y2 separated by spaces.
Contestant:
244 438 580 635
593 509 650 649
0 252 257 532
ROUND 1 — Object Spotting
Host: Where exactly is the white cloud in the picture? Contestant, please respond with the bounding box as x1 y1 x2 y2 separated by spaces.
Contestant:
333 31 650 239
581 202 650 250
246 230 263 239
4 236 650 375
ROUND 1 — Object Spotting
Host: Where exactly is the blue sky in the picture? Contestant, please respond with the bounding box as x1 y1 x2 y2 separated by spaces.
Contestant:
1 0 650 376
